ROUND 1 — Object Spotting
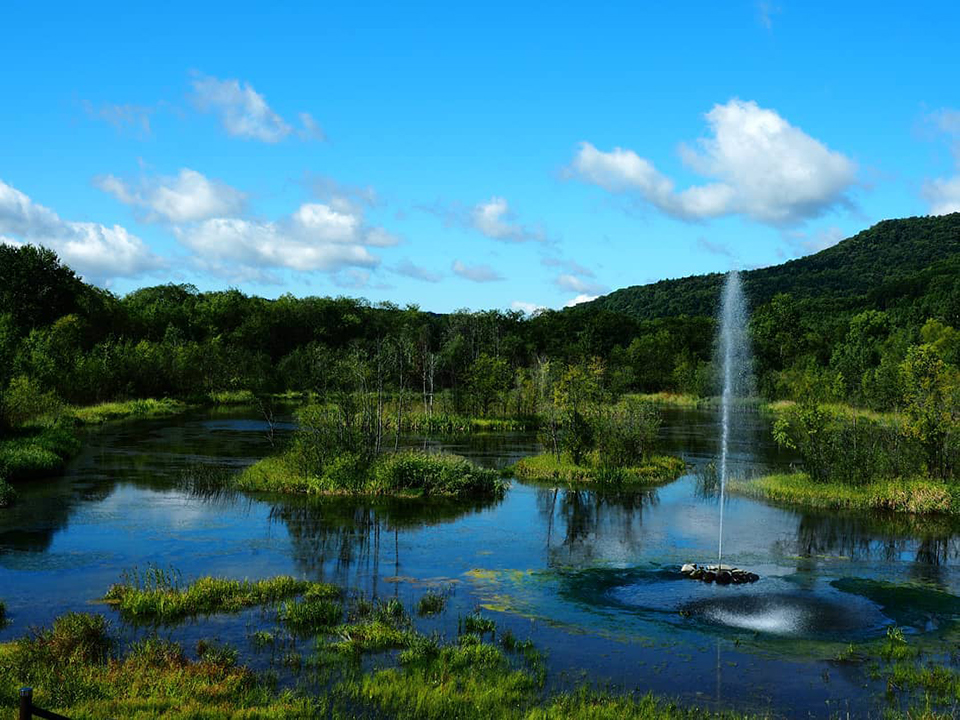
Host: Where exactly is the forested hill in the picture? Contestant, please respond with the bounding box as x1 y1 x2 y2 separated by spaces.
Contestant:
584 213 960 322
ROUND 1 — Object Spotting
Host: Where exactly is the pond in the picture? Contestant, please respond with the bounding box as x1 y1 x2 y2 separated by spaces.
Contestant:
2 405 959 717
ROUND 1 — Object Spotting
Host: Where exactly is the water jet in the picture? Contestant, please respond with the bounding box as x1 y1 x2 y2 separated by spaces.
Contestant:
682 270 758 584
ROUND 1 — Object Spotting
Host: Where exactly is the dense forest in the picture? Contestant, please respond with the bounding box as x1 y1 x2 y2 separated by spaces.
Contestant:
0 213 958 431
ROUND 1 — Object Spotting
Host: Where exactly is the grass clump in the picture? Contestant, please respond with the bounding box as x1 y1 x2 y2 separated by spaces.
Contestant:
529 688 753 718
103 567 337 624
68 397 188 425
0 426 81 482
279 597 343 636
237 450 506 499
417 591 447 616
509 452 685 488
730 472 958 515
0 614 322 718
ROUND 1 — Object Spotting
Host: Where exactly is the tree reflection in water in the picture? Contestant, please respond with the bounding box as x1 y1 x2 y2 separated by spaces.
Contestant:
537 488 659 567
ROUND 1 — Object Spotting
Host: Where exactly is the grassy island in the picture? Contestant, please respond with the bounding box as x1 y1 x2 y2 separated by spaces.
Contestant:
730 472 959 515
509 452 685 488
237 449 505 499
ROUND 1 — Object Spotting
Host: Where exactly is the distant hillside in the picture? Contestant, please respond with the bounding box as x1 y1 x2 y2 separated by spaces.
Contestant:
585 213 960 321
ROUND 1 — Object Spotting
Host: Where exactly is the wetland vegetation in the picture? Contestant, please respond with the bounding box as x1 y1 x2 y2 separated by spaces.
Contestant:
1 216 960 717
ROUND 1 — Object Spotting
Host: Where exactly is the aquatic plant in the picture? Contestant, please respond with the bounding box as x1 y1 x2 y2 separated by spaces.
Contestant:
417 591 448 616
236 449 505 499
103 569 336 624
279 597 343 636
509 452 684 488
730 473 957 515
0 426 81 481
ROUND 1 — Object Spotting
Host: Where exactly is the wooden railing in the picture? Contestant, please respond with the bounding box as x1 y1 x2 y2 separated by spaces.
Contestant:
18 688 71 720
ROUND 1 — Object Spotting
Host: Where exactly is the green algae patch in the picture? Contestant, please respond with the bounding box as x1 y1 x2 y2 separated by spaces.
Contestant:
509 453 685 488
832 578 960 629
729 472 959 515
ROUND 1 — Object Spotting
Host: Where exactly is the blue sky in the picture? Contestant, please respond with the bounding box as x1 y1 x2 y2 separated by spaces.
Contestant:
1 1 958 312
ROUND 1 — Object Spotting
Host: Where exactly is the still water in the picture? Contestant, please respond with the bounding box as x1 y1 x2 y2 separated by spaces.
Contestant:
2 406 960 717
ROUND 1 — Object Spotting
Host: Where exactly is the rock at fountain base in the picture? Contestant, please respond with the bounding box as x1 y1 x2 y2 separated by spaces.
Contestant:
680 563 759 584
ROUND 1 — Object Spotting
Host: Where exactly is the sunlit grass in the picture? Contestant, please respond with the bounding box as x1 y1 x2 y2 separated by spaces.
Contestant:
103 568 337 624
730 472 958 515
68 397 188 425
236 450 506 499
509 452 685 488
0 426 81 482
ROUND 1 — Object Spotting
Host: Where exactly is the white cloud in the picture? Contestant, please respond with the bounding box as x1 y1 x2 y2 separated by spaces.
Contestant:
393 259 442 283
0 179 163 283
451 260 503 283
756 1 779 30
571 99 857 226
332 268 370 289
923 109 960 216
564 294 599 307
470 196 543 242
83 101 154 136
96 168 246 223
511 300 545 315
178 217 378 274
191 73 293 143
555 273 606 295
298 112 326 141
541 255 594 277
923 177 960 216
782 225 846 256
175 197 396 278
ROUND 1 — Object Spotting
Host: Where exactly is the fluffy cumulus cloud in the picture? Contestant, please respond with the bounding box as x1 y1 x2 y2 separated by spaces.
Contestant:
175 197 396 280
564 294 598 307
419 197 544 242
923 109 960 215
0 179 163 283
470 197 543 242
571 99 857 226
451 260 503 283
96 168 246 223
191 73 324 143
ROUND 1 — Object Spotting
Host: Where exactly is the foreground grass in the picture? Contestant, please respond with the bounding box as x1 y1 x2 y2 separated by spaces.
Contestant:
103 569 339 624
0 613 321 718
236 450 506 499
729 472 959 515
509 452 685 488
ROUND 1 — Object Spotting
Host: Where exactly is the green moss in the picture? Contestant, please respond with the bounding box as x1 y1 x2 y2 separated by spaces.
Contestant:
730 472 958 515
103 570 337 624
236 450 506 499
832 578 960 628
509 452 685 488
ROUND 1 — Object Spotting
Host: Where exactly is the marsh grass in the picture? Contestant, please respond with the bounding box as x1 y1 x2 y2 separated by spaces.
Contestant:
0 426 81 482
417 591 448 616
0 614 321 718
730 472 958 515
237 450 506 499
103 568 338 624
509 452 685 488
68 397 188 425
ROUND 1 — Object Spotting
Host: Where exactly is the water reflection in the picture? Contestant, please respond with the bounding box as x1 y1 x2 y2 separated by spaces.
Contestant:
537 488 659 567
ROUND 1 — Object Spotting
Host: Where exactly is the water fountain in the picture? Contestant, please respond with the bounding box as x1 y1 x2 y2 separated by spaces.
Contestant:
681 269 759 585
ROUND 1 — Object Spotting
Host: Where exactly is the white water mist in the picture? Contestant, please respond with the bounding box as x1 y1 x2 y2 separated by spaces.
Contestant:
716 270 751 567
